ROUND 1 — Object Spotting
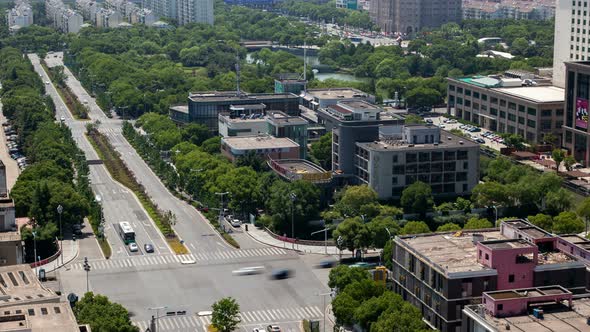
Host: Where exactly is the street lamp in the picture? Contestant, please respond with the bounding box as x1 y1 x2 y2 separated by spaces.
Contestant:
311 222 329 255
215 192 230 232
83 257 91 293
491 205 498 226
148 306 168 332
57 204 63 266
32 218 38 277
290 192 297 250
95 195 103 238
318 290 336 332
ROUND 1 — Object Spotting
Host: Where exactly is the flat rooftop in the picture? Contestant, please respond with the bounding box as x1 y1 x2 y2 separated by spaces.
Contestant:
465 297 590 332
271 159 326 174
358 129 478 151
337 100 380 110
222 135 299 150
303 88 369 100
486 286 570 300
492 86 564 103
479 239 535 250
219 114 266 123
398 230 574 276
189 91 297 102
0 302 81 332
170 105 188 114
267 112 308 125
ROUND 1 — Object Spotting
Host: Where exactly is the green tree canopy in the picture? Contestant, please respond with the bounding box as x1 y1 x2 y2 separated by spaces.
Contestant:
400 181 434 214
211 297 240 332
73 292 138 332
400 221 431 235
334 185 379 218
528 213 553 231
553 211 585 234
463 218 493 230
436 223 462 232
310 133 331 169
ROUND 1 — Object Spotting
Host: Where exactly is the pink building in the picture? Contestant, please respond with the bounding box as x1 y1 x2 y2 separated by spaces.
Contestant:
482 286 573 318
476 239 538 290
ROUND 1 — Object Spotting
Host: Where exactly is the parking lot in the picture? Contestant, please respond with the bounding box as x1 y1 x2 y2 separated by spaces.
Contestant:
425 115 507 151
2 122 27 171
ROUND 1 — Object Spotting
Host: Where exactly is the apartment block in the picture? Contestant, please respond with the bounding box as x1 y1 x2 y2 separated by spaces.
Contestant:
562 61 590 166
369 0 461 34
45 0 83 33
355 125 480 199
462 0 555 20
553 0 590 87
392 218 590 331
142 0 213 25
6 0 34 29
447 74 564 144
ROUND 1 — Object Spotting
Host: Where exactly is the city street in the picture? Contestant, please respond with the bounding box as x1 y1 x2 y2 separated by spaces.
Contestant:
30 53 333 331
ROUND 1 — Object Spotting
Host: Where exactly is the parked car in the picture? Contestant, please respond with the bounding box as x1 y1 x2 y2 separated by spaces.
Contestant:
475 138 485 144
350 262 377 269
425 118 433 124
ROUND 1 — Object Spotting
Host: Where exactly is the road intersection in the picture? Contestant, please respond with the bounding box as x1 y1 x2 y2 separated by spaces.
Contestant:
29 53 333 332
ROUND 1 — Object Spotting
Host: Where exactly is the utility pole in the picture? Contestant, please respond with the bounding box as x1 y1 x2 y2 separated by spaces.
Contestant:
215 192 230 231
318 291 335 332
83 257 91 293
311 223 329 255
290 193 297 250
57 204 63 266
32 218 38 278
148 306 168 332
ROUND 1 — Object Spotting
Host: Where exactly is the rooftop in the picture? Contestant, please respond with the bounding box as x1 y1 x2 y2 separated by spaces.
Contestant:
465 297 590 332
303 88 370 100
188 91 297 102
222 135 299 150
358 128 478 151
492 86 564 103
266 111 308 126
268 159 331 183
0 265 59 307
170 105 188 114
0 302 83 332
479 239 536 250
397 229 574 276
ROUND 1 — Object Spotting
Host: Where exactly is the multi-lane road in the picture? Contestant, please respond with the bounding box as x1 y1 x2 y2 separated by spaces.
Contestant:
29 53 332 332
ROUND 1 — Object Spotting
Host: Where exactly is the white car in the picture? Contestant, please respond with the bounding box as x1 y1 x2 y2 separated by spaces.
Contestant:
128 242 139 252
45 81 50 85
60 116 66 122
232 266 265 276
230 218 241 227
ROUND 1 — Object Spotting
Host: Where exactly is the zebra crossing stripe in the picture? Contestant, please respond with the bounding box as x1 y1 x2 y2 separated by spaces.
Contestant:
266 309 277 320
271 309 282 319
241 311 253 322
311 306 323 316
172 318 180 329
303 307 315 317
199 316 207 325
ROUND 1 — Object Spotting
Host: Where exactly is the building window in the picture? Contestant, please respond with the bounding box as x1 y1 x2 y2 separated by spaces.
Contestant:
485 253 489 260
500 111 506 119
490 108 498 116
518 116 525 124
518 105 525 113
497 304 503 311
465 89 471 96
541 109 552 117
500 100 507 107
481 94 487 101
508 113 516 121
527 108 537 116
509 274 515 283
449 85 455 91
508 102 516 110
473 91 480 98
527 119 536 128
491 97 498 104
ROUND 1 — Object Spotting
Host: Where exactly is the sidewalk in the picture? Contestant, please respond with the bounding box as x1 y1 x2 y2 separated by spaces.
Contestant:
245 226 379 256
36 237 79 273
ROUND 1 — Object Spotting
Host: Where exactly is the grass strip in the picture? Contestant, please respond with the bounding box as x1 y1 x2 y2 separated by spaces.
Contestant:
41 61 89 120
86 128 188 254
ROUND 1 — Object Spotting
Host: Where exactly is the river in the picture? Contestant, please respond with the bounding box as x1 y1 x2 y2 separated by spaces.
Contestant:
246 52 369 83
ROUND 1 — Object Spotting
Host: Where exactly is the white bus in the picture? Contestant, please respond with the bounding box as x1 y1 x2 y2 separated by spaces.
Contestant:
117 221 136 244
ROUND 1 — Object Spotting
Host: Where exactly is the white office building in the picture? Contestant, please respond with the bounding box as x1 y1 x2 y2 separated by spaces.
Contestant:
553 0 590 87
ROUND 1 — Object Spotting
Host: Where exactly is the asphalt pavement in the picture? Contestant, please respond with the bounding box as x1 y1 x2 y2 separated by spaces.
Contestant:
30 52 333 332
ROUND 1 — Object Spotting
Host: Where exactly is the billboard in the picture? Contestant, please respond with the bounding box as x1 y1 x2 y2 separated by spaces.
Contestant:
576 97 589 130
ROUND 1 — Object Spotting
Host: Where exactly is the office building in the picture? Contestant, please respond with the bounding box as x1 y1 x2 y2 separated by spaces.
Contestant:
266 111 309 159
392 219 588 332
356 125 480 199
170 91 300 132
462 293 590 332
143 0 213 25
369 0 462 35
301 88 375 112
218 105 268 138
562 62 590 166
274 74 307 95
336 0 357 9
220 135 300 162
6 1 33 29
46 0 83 33
0 265 90 331
316 100 405 176
447 74 564 144
462 0 555 20
553 0 590 88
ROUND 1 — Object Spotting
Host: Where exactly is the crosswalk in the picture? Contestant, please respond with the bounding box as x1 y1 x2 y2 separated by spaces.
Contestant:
69 247 290 271
132 305 324 331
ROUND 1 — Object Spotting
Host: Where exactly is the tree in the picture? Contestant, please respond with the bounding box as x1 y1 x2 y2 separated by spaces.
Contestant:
501 134 525 150
333 217 372 254
310 133 332 169
543 133 558 147
328 265 370 291
73 292 138 332
201 136 221 154
404 114 425 124
181 123 211 146
436 223 462 232
544 188 573 215
266 180 320 234
564 155 576 172
405 87 442 108
400 221 430 235
552 149 565 173
528 213 553 231
211 297 240 332
334 185 379 218
553 211 585 234
463 218 493 230
367 216 399 248
471 182 511 207
400 181 434 214
577 198 590 234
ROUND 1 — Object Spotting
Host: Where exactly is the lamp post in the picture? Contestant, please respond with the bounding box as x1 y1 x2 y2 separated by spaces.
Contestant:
491 205 498 225
311 222 328 255
215 192 230 232
57 204 63 266
32 218 38 277
148 306 168 332
290 192 297 250
318 291 336 332
337 236 343 261
95 195 103 239
83 257 91 293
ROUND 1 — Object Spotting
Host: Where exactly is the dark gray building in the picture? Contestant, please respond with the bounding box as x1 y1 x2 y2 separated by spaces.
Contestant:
169 91 300 133
562 62 590 166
